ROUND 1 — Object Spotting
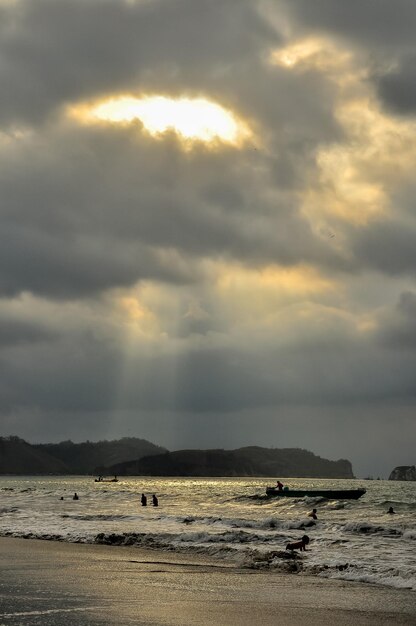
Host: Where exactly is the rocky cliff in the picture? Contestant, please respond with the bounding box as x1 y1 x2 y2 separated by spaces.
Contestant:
389 465 416 481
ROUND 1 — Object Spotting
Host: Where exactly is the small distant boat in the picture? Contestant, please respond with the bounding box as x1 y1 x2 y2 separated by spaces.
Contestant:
265 487 366 499
95 476 119 483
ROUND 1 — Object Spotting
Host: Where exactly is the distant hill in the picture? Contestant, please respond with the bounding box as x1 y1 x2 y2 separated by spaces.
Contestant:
389 465 416 481
0 436 68 475
0 436 166 475
101 446 354 478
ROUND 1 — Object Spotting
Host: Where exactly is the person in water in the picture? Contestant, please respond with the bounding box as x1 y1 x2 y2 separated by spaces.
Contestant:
308 508 318 520
286 535 310 552
152 494 158 507
387 506 395 514
141 493 147 506
276 480 284 491
73 493 79 500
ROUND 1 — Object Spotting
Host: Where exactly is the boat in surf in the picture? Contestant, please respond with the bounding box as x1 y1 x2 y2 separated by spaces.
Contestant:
95 476 119 483
266 486 366 499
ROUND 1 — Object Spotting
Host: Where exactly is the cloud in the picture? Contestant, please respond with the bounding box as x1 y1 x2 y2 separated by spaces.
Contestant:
376 54 416 116
353 220 416 277
0 0 277 126
0 114 347 299
273 0 416 50
0 0 416 475
377 291 416 350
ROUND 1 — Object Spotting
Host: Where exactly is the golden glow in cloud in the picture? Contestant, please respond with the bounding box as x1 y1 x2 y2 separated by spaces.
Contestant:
306 96 416 228
272 36 416 230
116 295 160 337
107 263 337 346
204 262 342 342
270 37 353 81
217 264 334 297
215 263 336 327
72 95 250 146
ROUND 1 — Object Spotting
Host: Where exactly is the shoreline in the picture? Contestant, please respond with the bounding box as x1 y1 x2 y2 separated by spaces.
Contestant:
1 537 415 625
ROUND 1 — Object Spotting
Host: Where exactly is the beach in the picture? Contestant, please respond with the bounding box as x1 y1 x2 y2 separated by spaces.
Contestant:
1 537 415 625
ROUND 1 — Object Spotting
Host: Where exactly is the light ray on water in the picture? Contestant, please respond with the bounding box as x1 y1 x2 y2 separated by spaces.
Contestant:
1 476 415 590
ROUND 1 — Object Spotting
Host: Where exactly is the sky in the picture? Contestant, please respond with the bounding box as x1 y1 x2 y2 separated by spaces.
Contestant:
1 0 416 478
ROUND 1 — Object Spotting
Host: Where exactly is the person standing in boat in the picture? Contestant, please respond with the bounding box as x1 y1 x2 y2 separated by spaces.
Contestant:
276 480 284 491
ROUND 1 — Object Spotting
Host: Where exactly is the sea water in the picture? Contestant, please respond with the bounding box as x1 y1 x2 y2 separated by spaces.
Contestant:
0 476 415 591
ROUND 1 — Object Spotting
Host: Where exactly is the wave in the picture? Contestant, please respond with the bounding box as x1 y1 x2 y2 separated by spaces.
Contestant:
60 513 137 522
312 564 416 591
242 550 416 591
380 500 416 510
403 530 416 540
343 521 404 536
0 507 19 514
93 531 255 559
175 514 317 531
2 526 415 592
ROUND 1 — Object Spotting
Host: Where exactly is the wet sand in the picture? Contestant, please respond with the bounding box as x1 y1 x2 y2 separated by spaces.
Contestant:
0 537 415 625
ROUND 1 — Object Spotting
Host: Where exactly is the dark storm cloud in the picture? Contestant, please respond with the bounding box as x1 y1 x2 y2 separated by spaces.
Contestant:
0 120 344 299
0 313 56 346
376 54 416 115
1 302 415 418
0 0 349 300
274 0 416 118
377 291 416 350
0 0 277 126
275 0 416 49
0 336 120 412
1 0 415 476
353 220 416 277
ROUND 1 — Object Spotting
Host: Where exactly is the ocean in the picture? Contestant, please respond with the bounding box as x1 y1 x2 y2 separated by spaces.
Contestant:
1 476 415 591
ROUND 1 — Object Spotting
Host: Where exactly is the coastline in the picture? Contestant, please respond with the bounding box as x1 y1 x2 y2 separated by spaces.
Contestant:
1 537 415 625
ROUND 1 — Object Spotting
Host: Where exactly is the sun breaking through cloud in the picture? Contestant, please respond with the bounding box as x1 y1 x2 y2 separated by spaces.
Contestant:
2 0 416 476
73 95 250 146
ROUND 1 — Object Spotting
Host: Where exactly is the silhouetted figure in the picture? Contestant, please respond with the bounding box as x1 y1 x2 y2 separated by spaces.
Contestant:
59 496 64 501
141 493 147 506
387 506 395 514
276 480 284 491
152 494 158 507
73 493 79 500
308 508 317 520
286 535 310 552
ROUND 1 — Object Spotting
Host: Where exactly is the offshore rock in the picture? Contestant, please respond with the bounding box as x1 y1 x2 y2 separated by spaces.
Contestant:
389 465 416 481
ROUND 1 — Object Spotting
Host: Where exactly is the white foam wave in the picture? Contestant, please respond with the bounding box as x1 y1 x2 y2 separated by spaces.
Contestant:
1 476 415 593
403 530 416 540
